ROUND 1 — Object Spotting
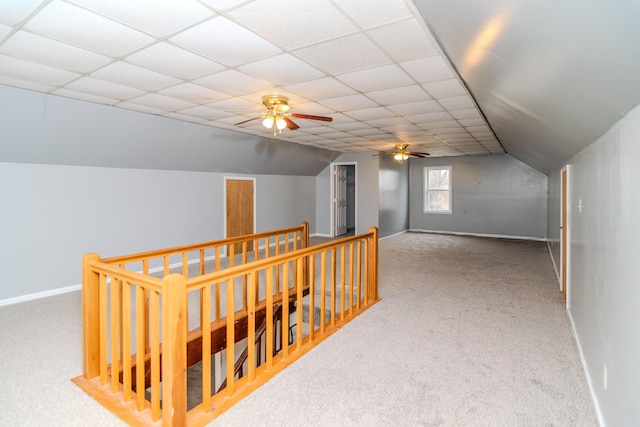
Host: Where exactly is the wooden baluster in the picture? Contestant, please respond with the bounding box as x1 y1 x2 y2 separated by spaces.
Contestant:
296 258 303 350
242 241 248 311
282 263 289 358
122 281 132 401
331 248 336 327
266 266 274 369
215 247 221 322
308 254 315 341
135 285 145 411
99 273 108 385
202 285 212 412
369 227 379 302
150 291 160 421
182 252 188 277
320 251 327 334
248 271 256 382
340 245 346 321
356 240 362 310
110 276 120 393
226 279 235 396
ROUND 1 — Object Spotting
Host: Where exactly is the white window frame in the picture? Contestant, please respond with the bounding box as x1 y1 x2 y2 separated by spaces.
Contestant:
423 165 452 214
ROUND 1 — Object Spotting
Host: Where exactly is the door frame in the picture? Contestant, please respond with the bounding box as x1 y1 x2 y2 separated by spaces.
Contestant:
330 162 357 238
560 165 571 308
223 175 257 241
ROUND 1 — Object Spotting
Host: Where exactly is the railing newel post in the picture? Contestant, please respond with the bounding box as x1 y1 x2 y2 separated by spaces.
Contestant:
82 253 101 379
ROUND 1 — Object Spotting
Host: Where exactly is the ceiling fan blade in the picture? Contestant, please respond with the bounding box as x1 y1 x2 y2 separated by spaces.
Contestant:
283 116 300 130
234 117 262 126
289 113 333 122
407 151 430 157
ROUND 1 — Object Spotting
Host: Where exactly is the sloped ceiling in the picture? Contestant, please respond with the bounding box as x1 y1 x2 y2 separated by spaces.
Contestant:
413 0 640 174
0 0 503 175
2 1 639 175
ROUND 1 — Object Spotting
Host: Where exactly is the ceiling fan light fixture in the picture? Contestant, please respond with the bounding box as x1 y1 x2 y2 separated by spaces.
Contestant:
262 116 274 128
276 116 287 130
394 152 409 162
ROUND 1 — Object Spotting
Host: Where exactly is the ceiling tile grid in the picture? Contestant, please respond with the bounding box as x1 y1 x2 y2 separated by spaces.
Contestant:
0 0 504 157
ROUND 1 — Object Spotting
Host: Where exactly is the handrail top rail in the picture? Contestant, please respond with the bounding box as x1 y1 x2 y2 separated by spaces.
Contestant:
101 222 307 265
186 228 377 291
88 261 164 292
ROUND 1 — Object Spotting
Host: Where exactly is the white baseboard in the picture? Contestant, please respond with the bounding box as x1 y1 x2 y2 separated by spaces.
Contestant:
547 241 562 289
0 284 81 307
1 235 304 307
567 309 606 427
311 233 333 238
409 228 548 242
379 230 407 240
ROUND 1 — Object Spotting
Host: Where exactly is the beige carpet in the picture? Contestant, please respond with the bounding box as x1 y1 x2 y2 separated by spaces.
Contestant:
0 232 597 426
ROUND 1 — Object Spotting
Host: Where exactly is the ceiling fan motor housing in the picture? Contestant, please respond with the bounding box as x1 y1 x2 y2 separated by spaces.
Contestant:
262 95 291 113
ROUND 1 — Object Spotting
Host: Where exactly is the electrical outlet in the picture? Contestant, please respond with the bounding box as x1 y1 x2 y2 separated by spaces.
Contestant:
602 363 608 389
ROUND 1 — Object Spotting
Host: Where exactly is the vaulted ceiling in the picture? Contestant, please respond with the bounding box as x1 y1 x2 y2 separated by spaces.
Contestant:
1 0 639 175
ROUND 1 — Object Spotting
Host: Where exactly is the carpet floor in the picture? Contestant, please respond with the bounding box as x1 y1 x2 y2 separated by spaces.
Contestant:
0 232 597 426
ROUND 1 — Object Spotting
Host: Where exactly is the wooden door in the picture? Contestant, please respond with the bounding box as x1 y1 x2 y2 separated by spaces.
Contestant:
561 170 567 302
226 179 254 253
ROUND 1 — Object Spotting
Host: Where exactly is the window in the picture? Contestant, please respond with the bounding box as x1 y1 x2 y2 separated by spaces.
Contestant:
424 166 452 213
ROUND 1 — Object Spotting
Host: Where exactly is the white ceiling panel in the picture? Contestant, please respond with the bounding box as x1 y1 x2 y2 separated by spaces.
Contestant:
69 0 215 37
230 0 357 49
91 61 182 92
367 19 438 63
0 54 80 86
24 1 154 57
293 33 391 75
0 31 112 73
238 54 325 86
124 43 225 80
0 0 507 163
336 64 414 92
333 0 413 29
170 16 281 66
0 0 44 25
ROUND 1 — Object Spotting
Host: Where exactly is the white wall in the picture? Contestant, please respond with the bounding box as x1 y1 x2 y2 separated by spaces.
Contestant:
547 104 640 426
315 152 380 236
410 154 548 239
0 162 316 302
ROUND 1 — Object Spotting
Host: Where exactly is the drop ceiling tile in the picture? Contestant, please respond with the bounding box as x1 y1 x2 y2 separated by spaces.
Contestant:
367 19 438 63
420 120 461 129
0 75 56 92
438 95 475 110
24 1 154 57
64 76 146 100
401 56 455 83
336 64 413 92
0 31 112 73
53 88 118 105
282 77 356 101
366 85 431 105
405 111 453 123
293 33 391 75
164 112 209 124
91 61 182 91
230 0 356 50
0 24 12 39
333 0 412 29
157 82 229 104
367 116 412 127
193 69 273 96
423 79 466 98
320 94 378 111
432 128 468 136
386 100 443 116
115 102 167 115
205 97 261 113
170 16 281 67
459 118 486 127
321 131 356 139
125 43 225 80
177 105 233 120
0 0 43 25
0 54 80 86
69 0 214 37
289 101 334 116
238 54 325 86
199 0 251 12
127 93 196 111
344 106 392 121
466 125 491 134
450 108 481 119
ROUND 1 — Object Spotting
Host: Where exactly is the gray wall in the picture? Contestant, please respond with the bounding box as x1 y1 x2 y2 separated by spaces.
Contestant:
315 152 380 236
409 154 548 239
0 85 339 176
547 104 640 426
378 155 409 238
0 162 316 301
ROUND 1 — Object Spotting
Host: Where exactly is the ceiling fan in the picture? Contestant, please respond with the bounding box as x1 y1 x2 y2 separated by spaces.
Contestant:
375 144 430 164
234 95 333 135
